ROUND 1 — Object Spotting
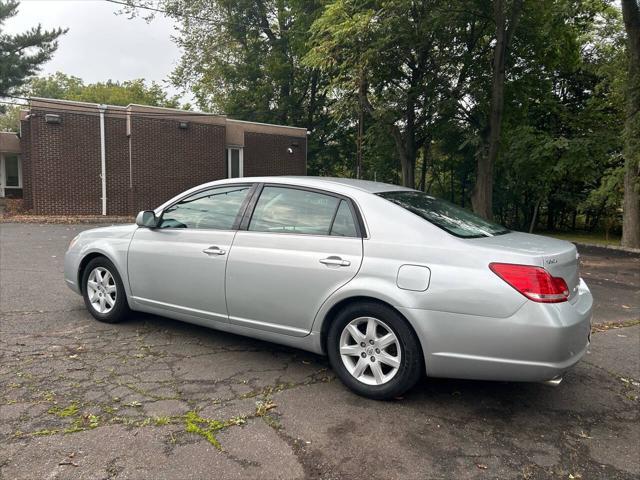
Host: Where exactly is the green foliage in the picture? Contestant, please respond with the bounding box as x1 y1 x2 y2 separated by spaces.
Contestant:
0 104 20 131
119 0 632 233
119 0 333 170
184 410 246 450
47 402 79 417
0 70 182 131
0 0 66 96
27 72 181 108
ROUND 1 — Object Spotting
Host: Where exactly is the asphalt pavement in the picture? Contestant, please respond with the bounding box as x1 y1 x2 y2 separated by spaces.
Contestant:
1 223 638 479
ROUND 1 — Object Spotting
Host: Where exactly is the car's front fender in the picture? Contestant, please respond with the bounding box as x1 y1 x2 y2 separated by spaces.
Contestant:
64 226 137 300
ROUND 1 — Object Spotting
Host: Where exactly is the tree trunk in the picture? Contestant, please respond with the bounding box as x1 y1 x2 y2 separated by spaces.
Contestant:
529 198 541 233
547 199 554 231
356 70 366 179
471 0 523 220
360 75 417 188
621 0 640 248
420 142 431 191
390 125 416 188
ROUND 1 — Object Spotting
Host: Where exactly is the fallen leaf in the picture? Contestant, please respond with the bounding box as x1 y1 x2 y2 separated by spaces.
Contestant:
578 431 592 439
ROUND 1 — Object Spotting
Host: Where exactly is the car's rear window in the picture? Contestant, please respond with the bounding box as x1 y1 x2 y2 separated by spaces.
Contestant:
378 191 509 238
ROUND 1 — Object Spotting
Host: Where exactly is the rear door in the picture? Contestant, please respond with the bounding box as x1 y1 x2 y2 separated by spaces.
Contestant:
127 184 254 323
225 185 364 336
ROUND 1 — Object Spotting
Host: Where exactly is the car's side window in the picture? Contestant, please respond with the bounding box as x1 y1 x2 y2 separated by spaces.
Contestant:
159 185 251 230
330 200 358 237
249 186 347 235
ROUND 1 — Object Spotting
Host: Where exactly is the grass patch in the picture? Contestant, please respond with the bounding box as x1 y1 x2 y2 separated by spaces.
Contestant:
31 428 59 436
153 416 171 426
48 402 79 417
183 411 246 450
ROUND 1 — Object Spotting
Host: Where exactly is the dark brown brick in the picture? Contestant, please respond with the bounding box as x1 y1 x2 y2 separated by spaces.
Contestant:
19 107 307 215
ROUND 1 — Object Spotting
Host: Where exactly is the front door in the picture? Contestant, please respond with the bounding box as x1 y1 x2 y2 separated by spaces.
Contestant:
225 185 364 336
127 184 253 323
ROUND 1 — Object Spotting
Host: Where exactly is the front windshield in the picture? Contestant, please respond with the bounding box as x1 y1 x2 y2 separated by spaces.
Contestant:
378 191 509 238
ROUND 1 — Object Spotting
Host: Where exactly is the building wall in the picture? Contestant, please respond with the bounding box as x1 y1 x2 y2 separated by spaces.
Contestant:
105 116 132 215
25 110 102 215
244 132 306 177
20 101 307 215
19 122 32 210
129 117 226 213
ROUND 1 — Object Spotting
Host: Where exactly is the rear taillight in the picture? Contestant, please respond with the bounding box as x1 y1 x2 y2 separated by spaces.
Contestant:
489 263 569 303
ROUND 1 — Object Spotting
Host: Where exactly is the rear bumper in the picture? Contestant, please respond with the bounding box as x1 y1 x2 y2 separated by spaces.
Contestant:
399 278 593 383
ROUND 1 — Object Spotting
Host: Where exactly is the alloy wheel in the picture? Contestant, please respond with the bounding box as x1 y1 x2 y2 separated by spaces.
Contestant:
86 267 117 314
339 316 402 386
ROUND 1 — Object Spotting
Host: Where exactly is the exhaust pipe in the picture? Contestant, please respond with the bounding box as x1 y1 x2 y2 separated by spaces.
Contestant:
541 376 563 387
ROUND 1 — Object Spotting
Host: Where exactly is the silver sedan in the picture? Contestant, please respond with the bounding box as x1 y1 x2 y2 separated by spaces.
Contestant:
64 177 593 399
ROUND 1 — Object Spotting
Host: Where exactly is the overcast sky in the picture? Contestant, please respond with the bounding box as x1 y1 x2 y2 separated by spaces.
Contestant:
6 0 186 99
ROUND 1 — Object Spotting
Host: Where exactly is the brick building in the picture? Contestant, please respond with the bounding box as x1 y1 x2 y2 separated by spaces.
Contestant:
2 97 307 215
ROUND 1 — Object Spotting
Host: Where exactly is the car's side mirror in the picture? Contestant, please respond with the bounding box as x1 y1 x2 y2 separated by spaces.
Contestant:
136 210 159 228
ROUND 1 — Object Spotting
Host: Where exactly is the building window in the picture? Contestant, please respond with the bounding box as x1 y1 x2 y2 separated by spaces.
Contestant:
227 147 243 178
1 153 22 197
4 154 20 187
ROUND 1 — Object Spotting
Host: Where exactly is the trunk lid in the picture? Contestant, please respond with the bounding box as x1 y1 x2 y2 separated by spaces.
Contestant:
467 232 580 299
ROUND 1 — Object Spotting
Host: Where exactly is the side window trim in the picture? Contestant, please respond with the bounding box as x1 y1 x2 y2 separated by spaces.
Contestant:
158 183 257 231
238 183 366 238
239 182 265 231
327 200 342 236
347 199 367 238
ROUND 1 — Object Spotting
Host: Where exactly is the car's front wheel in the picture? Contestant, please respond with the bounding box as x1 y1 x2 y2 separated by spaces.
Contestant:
327 302 423 400
81 257 130 323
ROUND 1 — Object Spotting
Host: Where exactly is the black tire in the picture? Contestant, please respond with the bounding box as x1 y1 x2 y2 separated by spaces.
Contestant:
327 301 423 400
81 257 130 324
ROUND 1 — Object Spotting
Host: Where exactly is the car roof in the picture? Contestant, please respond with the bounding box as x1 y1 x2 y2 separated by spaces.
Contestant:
221 176 414 194
288 177 413 193
156 176 414 213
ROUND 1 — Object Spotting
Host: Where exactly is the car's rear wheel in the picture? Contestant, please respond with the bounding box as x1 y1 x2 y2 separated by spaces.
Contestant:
327 301 422 400
81 257 130 323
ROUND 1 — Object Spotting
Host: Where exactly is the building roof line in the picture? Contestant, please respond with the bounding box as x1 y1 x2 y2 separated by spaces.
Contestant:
27 97 307 131
227 118 308 132
29 96 127 110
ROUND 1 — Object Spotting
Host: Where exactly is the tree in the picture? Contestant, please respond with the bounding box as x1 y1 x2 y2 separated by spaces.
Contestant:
0 0 66 96
118 0 333 172
0 103 19 131
1 72 181 131
114 0 633 241
28 72 181 108
306 0 488 188
620 0 640 248
470 0 523 219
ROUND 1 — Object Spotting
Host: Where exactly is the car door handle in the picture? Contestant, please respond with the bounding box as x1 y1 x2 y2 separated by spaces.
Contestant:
319 256 351 267
203 246 226 256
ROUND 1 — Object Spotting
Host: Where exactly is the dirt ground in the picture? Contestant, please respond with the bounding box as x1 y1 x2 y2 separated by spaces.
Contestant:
1 223 638 480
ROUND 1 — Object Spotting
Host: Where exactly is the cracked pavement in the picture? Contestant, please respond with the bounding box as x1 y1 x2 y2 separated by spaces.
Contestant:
1 223 638 479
